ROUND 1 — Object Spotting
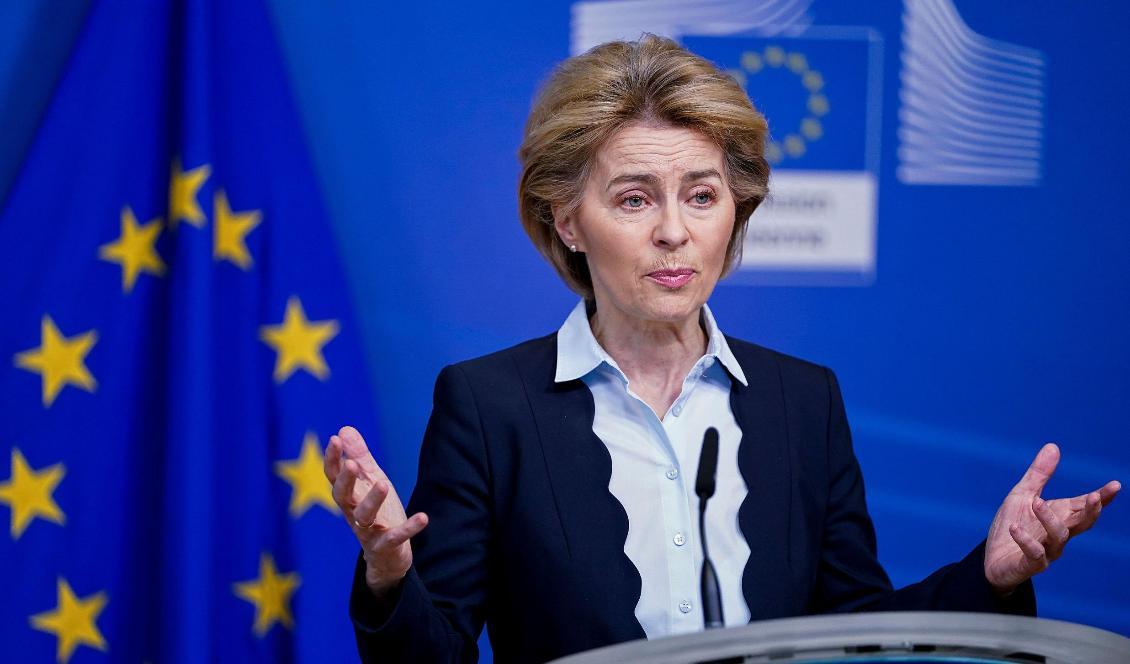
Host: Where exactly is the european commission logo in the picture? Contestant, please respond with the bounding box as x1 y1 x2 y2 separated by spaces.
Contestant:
897 0 1046 185
685 32 882 285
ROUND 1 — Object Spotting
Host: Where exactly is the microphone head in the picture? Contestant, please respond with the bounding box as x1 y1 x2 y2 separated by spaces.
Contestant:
695 427 720 500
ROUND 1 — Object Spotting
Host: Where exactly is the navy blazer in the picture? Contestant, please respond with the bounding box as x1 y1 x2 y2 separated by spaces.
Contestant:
350 333 1035 663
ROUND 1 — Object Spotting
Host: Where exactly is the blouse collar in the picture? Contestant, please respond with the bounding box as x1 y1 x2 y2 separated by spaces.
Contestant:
554 299 748 386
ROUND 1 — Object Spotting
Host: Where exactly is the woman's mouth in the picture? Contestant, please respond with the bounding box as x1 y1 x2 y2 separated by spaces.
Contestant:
646 268 695 289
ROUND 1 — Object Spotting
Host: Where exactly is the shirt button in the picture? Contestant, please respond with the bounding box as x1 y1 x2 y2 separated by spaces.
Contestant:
672 404 683 417
673 532 686 546
665 467 679 480
704 357 715 368
679 601 693 614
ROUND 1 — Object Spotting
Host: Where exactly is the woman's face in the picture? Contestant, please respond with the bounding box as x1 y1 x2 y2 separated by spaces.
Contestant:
557 122 736 326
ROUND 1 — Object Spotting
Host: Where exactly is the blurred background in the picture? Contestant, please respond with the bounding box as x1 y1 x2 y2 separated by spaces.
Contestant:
1 0 1127 662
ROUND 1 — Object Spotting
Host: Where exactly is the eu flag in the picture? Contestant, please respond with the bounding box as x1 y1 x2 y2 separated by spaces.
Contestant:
0 1 376 661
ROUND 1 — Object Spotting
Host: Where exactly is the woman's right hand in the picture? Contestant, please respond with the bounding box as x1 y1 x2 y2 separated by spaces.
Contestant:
324 425 429 598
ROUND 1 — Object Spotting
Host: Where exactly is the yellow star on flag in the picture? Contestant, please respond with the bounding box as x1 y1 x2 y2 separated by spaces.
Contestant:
259 296 340 383
233 553 301 636
213 190 262 270
275 432 338 517
29 578 108 663
14 315 98 407
169 158 211 228
0 447 65 538
98 206 166 293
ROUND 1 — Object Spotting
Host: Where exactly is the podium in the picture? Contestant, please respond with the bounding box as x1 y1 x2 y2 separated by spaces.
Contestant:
550 612 1130 663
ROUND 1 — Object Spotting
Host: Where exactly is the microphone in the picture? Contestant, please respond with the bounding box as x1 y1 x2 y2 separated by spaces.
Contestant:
695 427 719 500
695 427 724 630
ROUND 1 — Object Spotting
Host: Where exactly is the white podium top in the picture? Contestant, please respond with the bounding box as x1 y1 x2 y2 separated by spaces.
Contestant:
550 612 1130 664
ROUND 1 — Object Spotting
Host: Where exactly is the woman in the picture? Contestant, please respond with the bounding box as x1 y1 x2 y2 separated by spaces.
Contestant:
323 36 1120 663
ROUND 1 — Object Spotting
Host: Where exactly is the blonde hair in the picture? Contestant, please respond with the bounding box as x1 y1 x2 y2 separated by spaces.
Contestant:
518 34 771 299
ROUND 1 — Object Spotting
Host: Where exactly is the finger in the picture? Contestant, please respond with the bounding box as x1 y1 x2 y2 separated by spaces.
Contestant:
1014 443 1060 495
1098 480 1121 506
1032 498 1069 559
324 435 344 483
352 480 391 531
338 426 383 477
1060 492 1089 513
1052 486 1112 529
332 459 361 512
1009 523 1047 568
1068 491 1103 536
382 512 429 548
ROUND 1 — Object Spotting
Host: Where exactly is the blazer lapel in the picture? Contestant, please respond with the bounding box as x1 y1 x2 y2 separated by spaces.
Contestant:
728 340 797 620
518 335 647 643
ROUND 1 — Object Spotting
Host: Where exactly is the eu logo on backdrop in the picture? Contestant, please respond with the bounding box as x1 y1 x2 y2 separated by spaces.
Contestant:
684 31 883 285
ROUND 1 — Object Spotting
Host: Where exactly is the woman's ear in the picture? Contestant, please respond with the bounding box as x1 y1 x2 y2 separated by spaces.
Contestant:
553 204 581 252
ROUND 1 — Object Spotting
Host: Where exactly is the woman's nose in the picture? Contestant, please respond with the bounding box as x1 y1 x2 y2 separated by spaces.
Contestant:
653 204 690 249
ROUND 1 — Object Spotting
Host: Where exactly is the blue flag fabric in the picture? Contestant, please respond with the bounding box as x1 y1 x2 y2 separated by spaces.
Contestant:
0 1 376 661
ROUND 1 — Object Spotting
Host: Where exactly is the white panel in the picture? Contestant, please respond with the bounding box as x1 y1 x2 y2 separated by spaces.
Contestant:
741 170 876 271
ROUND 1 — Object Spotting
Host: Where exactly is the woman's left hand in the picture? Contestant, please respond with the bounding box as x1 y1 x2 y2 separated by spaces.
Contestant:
984 443 1121 593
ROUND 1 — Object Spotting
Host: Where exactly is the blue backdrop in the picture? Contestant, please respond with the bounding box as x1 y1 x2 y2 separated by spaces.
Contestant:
1 0 1127 659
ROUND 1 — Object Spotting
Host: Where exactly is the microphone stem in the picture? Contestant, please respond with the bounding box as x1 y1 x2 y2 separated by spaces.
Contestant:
698 498 710 560
698 495 724 629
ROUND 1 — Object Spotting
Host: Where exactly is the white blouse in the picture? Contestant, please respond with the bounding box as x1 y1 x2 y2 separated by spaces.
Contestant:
554 301 752 639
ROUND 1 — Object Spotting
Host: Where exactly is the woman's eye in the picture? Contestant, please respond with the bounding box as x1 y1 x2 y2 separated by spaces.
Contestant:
625 195 645 208
693 192 713 205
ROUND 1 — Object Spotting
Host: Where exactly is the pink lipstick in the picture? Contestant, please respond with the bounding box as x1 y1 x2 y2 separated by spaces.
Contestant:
647 268 695 289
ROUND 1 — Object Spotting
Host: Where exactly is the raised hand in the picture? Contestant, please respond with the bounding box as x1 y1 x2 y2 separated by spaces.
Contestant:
324 426 429 598
984 443 1121 593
